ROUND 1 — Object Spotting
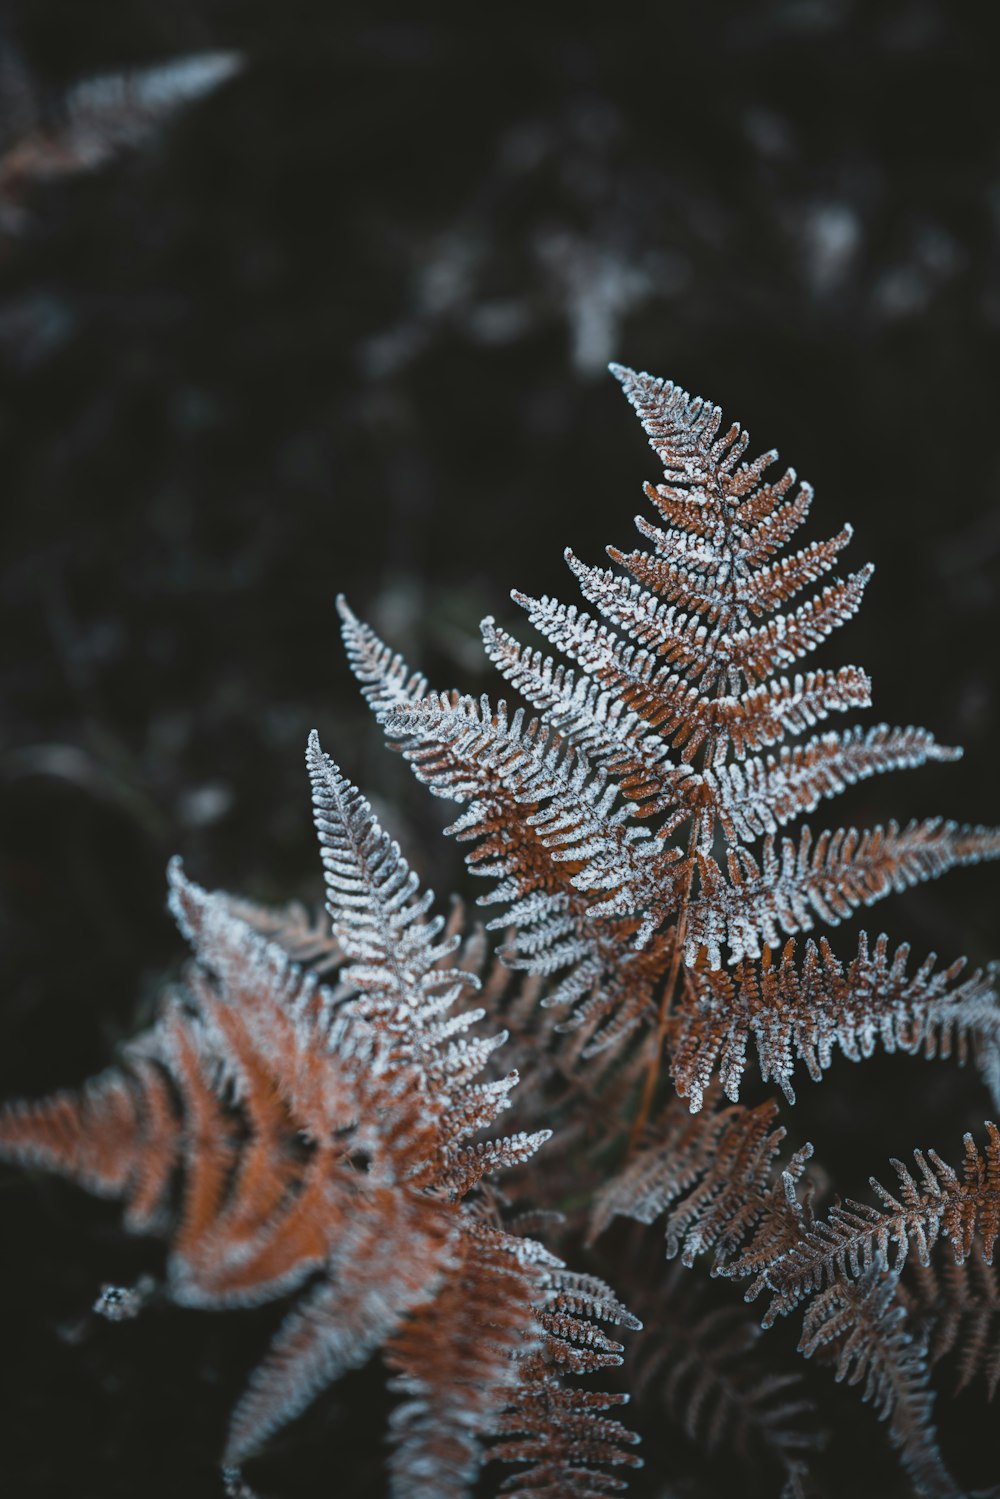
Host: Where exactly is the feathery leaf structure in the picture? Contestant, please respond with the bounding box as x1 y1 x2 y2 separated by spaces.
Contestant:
589 1089 813 1275
671 937 1000 1111
5 363 1000 1498
338 368 1000 1497
344 366 1000 1109
761 1123 1000 1321
0 739 639 1497
903 1255 1000 1400
798 1256 961 1499
630 1265 819 1481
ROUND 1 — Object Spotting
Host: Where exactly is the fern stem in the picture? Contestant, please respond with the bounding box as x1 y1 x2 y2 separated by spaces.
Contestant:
629 815 701 1149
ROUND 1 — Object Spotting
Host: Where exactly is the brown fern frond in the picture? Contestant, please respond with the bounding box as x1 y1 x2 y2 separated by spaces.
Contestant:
386 1220 536 1499
493 1384 639 1498
480 614 698 819
705 566 874 689
688 819 1000 968
798 1255 961 1499
669 935 1000 1108
737 481 815 564
502 590 871 766
762 1122 1000 1318
387 1198 644 1499
734 526 856 616
588 1087 744 1244
496 894 676 1055
631 1266 820 1478
9 360 1000 1496
706 726 959 844
589 1090 812 1272
903 1254 1000 1399
460 935 654 1223
563 548 873 693
347 365 1000 1097
608 523 854 622
224 1186 458 1466
603 544 736 623
490 1252 643 1497
0 1060 178 1230
383 695 659 900
0 747 638 1494
708 668 873 760
505 588 708 756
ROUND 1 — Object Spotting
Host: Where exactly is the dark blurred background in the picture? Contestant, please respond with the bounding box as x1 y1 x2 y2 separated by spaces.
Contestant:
1 3 999 1495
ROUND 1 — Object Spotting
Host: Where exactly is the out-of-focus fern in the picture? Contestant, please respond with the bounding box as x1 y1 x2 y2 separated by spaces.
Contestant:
0 737 640 1498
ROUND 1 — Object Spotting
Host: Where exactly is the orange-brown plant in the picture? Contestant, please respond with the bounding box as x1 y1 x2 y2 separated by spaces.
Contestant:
0 734 641 1498
339 366 1000 1496
3 367 1000 1498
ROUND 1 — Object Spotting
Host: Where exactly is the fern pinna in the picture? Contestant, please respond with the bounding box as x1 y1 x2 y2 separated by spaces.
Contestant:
340 366 1000 1495
0 734 641 1499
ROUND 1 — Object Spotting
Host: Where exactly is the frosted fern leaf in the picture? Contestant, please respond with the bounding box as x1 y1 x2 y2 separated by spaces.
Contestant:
343 366 1000 1106
797 1255 961 1499
753 1121 1000 1322
0 742 638 1498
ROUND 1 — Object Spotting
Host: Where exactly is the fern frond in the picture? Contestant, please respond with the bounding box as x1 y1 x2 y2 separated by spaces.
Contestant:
388 1202 644 1499
689 819 1000 967
480 615 696 818
608 521 853 621
798 1256 961 1499
589 1087 750 1243
225 1187 457 1465
306 729 474 1024
0 1062 174 1225
495 893 675 1054
670 935 999 1107
565 548 873 693
904 1254 1000 1399
493 1384 639 1497
589 1091 811 1271
0 754 638 1491
706 566 874 690
733 526 856 616
709 668 873 760
345 365 1000 1077
382 695 663 909
506 586 871 765
491 1249 643 1497
509 590 698 732
386 1220 537 1499
705 726 959 844
337 594 432 715
631 1266 819 1477
763 1122 1000 1317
